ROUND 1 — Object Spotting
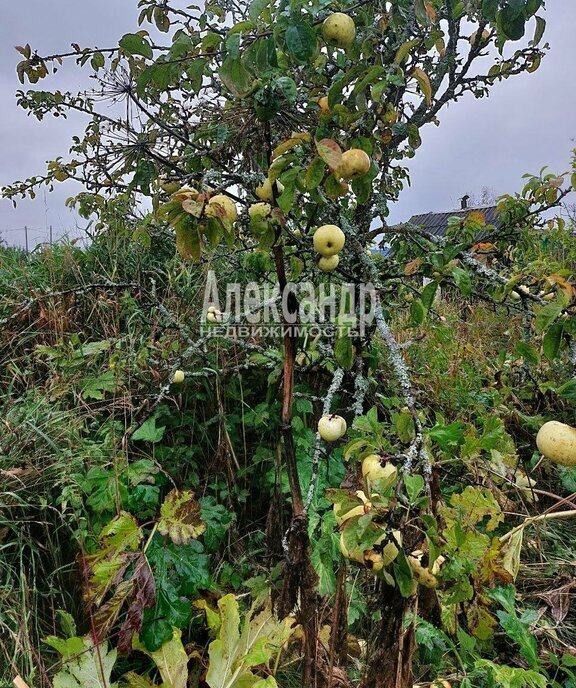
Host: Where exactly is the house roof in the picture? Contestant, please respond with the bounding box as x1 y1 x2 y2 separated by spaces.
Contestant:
407 205 501 237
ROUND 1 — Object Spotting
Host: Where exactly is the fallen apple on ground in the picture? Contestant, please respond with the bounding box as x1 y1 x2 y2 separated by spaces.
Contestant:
536 420 576 466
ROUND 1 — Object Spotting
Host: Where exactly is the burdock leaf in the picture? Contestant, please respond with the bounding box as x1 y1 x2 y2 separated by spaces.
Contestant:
158 489 206 545
84 512 143 607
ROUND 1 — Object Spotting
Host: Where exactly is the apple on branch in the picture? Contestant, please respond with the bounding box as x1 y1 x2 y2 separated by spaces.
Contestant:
318 254 339 272
318 414 347 441
255 178 284 202
322 12 356 49
337 149 371 180
313 224 345 257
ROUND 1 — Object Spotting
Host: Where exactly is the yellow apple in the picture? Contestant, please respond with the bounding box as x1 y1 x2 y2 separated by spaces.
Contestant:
407 551 438 588
337 149 371 180
255 179 284 202
431 681 452 688
172 370 185 384
318 255 340 272
536 421 576 466
362 455 398 489
249 202 272 220
318 414 347 441
159 179 181 194
206 306 225 323
205 194 238 223
313 224 345 257
322 12 356 48
364 550 385 573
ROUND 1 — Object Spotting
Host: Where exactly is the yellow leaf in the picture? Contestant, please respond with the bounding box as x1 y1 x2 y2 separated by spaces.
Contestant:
394 38 421 65
272 132 310 160
410 67 432 105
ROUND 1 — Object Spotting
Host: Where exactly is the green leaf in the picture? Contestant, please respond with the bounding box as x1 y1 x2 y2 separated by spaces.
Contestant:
418 281 437 310
119 33 153 59
535 299 565 333
82 370 117 400
395 409 415 444
91 52 105 70
393 550 414 598
451 267 472 296
334 335 354 370
542 321 564 361
44 635 86 660
46 636 118 688
305 157 325 190
132 416 166 443
219 55 253 97
515 341 540 366
410 299 426 326
556 379 576 401
533 16 546 45
249 0 269 21
140 614 174 652
203 594 293 688
482 0 499 21
499 7 526 41
490 586 541 669
84 512 143 607
311 515 338 596
474 660 547 688
284 22 316 64
404 474 425 502
428 421 465 448
200 496 235 551
275 76 297 103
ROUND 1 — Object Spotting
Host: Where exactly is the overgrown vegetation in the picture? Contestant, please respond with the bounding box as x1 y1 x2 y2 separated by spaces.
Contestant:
2 0 576 687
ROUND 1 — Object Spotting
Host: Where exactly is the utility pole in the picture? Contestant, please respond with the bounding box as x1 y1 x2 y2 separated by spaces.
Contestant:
24 225 28 252
49 225 53 246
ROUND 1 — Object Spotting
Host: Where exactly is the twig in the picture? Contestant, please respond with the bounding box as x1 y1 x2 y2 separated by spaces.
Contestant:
305 367 345 512
500 509 576 545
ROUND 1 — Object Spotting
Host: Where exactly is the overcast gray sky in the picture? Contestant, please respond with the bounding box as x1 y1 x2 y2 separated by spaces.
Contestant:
1 1 575 248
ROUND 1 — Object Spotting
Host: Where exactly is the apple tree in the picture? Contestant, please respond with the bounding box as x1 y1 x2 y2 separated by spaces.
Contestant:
5 1 576 687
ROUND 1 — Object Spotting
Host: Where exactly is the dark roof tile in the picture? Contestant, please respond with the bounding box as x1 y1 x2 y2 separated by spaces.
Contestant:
407 206 501 237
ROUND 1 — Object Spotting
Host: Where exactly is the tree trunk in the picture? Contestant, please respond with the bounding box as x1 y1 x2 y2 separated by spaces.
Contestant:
360 585 415 688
